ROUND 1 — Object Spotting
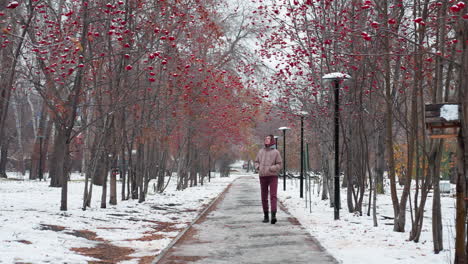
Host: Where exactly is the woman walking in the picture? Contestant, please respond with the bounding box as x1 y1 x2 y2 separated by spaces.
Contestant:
254 134 282 224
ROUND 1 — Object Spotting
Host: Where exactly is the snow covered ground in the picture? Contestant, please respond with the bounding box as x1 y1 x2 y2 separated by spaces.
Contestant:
1 169 456 264
0 171 241 264
278 177 455 264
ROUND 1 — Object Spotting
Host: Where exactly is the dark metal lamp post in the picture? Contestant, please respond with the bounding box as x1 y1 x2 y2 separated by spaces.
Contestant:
297 111 308 198
208 154 211 182
278 127 290 191
37 135 45 181
322 72 351 220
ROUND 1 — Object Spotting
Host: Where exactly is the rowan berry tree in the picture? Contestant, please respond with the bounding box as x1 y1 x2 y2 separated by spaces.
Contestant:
251 0 468 260
0 0 265 213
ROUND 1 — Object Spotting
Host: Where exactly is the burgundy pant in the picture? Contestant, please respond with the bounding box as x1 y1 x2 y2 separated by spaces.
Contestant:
259 176 278 213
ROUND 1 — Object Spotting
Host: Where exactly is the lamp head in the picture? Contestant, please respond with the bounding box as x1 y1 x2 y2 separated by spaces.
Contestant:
322 72 352 80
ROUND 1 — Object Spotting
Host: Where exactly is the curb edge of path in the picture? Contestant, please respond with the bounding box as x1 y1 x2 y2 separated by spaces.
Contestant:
151 176 241 264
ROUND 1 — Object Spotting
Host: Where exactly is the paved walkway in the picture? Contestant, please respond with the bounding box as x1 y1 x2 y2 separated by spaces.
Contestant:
154 176 338 264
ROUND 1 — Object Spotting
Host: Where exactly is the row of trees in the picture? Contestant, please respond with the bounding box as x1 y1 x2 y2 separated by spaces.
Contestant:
0 0 266 211
2 0 468 262
250 0 467 263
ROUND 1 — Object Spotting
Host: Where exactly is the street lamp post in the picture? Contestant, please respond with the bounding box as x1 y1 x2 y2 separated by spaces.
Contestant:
274 136 279 149
300 115 304 198
208 154 211 182
297 111 308 199
322 72 351 220
278 127 290 191
37 135 45 181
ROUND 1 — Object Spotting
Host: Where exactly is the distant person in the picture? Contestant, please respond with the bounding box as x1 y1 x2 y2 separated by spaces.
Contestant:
255 134 282 224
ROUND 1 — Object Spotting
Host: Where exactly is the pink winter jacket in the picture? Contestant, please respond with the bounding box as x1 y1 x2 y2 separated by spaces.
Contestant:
254 147 283 177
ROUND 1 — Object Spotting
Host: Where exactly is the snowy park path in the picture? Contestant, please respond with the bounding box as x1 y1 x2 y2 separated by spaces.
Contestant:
154 176 338 264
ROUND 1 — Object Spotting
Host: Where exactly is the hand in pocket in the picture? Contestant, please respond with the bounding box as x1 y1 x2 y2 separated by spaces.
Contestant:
269 165 277 174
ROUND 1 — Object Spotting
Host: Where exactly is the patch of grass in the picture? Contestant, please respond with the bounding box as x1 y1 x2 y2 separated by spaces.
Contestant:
16 240 32 244
71 243 134 264
39 224 66 232
66 230 104 241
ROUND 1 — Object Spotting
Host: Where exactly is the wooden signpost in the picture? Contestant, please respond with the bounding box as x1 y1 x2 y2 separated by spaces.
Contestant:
424 103 461 139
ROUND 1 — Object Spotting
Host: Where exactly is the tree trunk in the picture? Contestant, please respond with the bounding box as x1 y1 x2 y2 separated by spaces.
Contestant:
321 165 328 200
101 157 109 208
394 79 418 232
42 118 53 177
30 138 40 180
455 135 467 264
432 141 444 252
375 128 385 194
50 127 65 187
454 12 468 264
450 152 457 184
431 4 447 250
137 143 145 202
141 143 151 202
383 5 400 229
0 138 10 178
328 154 335 207
30 103 48 180
177 143 188 190
346 150 354 213
130 144 138 199
191 154 198 187
93 153 106 186
0 9 32 157
12 95 25 175
56 128 69 211
82 162 90 210
386 82 399 226
157 149 167 192
109 158 117 206
120 145 127 200
83 127 105 209
321 156 329 200
0 53 13 157
372 169 378 227
409 140 442 242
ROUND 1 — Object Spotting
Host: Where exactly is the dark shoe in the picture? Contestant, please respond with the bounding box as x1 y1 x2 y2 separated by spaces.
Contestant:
271 212 277 224
262 212 269 223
